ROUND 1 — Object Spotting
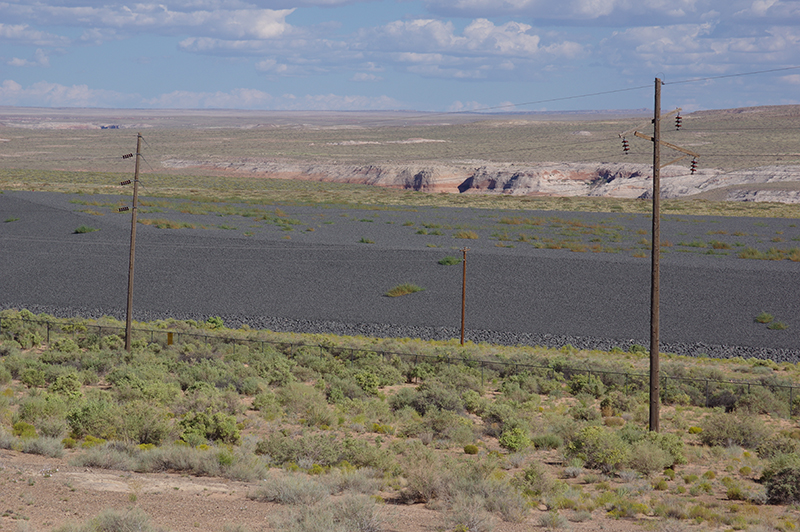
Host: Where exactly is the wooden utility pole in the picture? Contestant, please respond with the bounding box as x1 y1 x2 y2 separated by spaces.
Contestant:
649 79 662 432
124 133 142 352
618 81 699 432
460 247 469 345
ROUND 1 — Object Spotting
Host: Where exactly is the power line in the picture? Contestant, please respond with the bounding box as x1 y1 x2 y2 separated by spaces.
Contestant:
665 65 800 85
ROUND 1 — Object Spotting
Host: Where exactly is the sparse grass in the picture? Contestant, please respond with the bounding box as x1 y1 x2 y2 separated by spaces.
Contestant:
4 217 19 222
755 312 774 324
438 256 462 266
73 225 98 234
385 283 424 297
358 237 375 244
453 230 479 239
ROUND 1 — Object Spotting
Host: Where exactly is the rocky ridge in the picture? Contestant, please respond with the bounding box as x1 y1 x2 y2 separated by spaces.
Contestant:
161 158 800 202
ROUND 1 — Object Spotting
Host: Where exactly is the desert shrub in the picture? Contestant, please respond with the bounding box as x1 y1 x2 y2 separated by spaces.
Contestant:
354 372 380 395
21 436 64 458
538 510 569 529
515 461 555 498
736 387 789 417
249 472 331 505
765 466 800 504
72 443 138 471
279 383 330 418
36 416 68 438
49 373 83 398
568 373 606 398
255 431 342 466
252 350 296 386
462 389 489 414
179 409 240 445
569 402 600 421
600 390 639 416
566 425 629 472
21 367 47 387
325 467 384 495
499 426 530 452
85 508 161 532
66 398 119 439
252 390 284 420
18 393 69 423
134 444 249 478
757 433 800 459
628 440 672 477
446 493 496 532
699 412 771 449
119 401 171 445
464 444 479 455
413 381 465 415
13 421 37 439
0 364 11 385
532 433 563 450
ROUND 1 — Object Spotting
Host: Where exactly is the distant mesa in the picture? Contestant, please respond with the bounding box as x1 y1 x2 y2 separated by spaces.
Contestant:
160 158 800 203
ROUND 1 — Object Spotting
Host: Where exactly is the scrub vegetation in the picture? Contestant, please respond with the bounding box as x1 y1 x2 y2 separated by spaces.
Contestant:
3 309 800 530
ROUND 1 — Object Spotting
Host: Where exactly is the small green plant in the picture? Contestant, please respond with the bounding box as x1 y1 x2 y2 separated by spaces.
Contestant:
74 225 98 234
755 312 774 324
453 230 479 239
358 237 374 244
768 321 788 330
437 255 462 266
464 444 479 455
4 217 19 222
385 283 424 297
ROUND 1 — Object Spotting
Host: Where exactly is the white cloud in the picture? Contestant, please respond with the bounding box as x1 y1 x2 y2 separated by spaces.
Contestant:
0 79 133 107
1 3 295 41
352 72 382 81
421 0 705 22
0 23 70 46
7 48 50 67
602 23 800 72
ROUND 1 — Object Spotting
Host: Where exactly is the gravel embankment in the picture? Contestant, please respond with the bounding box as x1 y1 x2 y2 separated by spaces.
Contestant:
2 190 799 361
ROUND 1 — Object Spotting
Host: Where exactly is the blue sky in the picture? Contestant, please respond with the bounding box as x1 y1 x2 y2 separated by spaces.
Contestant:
2 0 800 112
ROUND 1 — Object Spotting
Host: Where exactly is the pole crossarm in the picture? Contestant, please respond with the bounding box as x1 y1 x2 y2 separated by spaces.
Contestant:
619 108 681 139
632 131 699 158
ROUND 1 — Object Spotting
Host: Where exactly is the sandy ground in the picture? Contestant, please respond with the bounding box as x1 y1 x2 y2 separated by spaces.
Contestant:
0 448 685 532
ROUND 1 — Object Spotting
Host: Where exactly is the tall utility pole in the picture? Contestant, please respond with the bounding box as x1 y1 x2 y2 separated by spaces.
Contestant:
618 80 699 432
124 133 142 352
649 79 662 432
460 247 469 345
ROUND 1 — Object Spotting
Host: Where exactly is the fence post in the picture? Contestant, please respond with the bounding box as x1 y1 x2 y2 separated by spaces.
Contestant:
705 380 709 407
481 362 484 388
46 321 50 344
791 386 795 415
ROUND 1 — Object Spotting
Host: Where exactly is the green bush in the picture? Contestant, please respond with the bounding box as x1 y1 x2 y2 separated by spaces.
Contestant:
765 466 800 504
699 412 771 449
255 431 341 467
464 444 479 455
532 433 563 450
567 425 629 472
66 398 119 439
628 440 672 477
179 409 240 445
13 421 37 439
499 426 530 452
354 371 380 395
568 373 606 398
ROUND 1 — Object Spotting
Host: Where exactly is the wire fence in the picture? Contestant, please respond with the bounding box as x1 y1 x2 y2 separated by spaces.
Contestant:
1 316 798 413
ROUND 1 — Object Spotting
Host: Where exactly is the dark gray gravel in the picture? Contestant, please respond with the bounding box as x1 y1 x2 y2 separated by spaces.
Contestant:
2 190 799 361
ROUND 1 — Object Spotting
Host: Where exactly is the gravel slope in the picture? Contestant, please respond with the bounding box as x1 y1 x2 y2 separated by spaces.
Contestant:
1 191 799 361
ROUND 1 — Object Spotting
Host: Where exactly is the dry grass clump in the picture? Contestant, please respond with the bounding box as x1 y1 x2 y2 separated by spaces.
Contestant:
385 283 425 297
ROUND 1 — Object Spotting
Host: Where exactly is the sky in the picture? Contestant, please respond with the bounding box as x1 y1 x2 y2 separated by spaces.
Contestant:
2 0 800 112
